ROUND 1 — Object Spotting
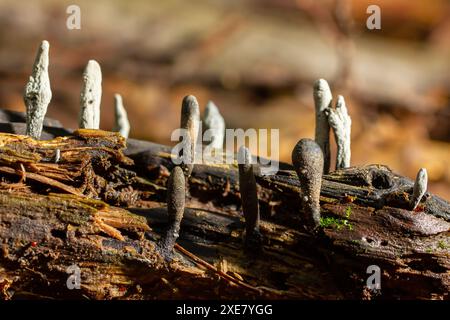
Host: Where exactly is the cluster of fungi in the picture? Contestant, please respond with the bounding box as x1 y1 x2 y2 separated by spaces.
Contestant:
0 40 447 300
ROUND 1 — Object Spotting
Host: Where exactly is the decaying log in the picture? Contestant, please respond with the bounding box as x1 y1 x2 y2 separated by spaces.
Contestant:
0 114 449 300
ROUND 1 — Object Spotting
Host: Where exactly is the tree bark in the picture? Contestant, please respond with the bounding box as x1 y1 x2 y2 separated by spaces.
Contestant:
0 115 448 300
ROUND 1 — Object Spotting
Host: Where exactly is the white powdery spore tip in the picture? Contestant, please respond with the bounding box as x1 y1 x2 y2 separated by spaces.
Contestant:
112 94 130 139
24 40 52 140
79 60 102 129
326 95 352 170
411 168 428 210
180 95 200 176
203 101 225 149
313 79 332 173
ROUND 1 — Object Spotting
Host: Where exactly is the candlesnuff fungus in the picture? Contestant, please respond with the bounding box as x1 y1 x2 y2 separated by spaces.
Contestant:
238 146 262 247
411 168 428 210
24 40 52 140
313 79 332 174
180 95 200 177
158 166 186 260
79 60 102 129
292 138 324 231
112 94 130 139
203 100 225 149
325 95 352 170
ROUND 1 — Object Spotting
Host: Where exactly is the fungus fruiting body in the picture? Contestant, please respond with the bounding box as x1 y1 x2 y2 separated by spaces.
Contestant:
313 79 332 173
411 168 428 210
158 166 186 259
326 95 351 170
180 95 200 177
238 146 262 247
112 94 130 139
24 40 52 140
79 60 102 129
203 100 225 150
292 138 324 231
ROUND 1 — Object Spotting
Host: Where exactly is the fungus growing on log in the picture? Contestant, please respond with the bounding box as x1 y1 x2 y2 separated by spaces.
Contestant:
158 166 186 260
292 138 324 231
179 95 200 177
203 100 225 150
238 146 262 248
411 168 428 210
326 95 352 170
113 93 130 139
79 60 102 129
24 40 52 140
313 79 332 173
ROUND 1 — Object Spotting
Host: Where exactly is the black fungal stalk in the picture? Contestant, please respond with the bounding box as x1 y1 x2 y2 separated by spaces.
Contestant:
292 139 324 231
238 146 262 248
180 95 200 177
158 166 186 260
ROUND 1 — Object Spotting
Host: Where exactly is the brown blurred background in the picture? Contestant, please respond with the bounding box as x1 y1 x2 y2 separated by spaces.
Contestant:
0 0 449 198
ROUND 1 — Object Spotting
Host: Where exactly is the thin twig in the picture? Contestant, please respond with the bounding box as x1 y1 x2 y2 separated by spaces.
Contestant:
0 166 83 196
174 243 263 294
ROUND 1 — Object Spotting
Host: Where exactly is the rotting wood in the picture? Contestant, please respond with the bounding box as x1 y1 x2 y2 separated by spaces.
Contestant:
0 116 448 300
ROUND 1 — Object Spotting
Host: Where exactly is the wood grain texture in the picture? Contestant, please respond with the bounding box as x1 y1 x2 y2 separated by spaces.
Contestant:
0 117 448 300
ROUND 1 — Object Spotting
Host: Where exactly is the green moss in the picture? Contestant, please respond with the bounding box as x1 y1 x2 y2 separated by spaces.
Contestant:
47 194 100 226
320 206 353 231
437 241 448 250
425 241 448 253
56 209 93 226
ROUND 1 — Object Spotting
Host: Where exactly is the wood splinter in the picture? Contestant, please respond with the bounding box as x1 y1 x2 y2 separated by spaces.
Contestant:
292 139 324 231
157 166 186 260
54 148 61 163
238 146 262 249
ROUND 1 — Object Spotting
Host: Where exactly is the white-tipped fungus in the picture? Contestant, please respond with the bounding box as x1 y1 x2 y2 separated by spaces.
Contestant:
79 60 102 129
112 94 130 139
180 95 200 176
203 101 225 149
411 168 428 210
326 95 352 170
313 79 332 173
24 40 52 140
